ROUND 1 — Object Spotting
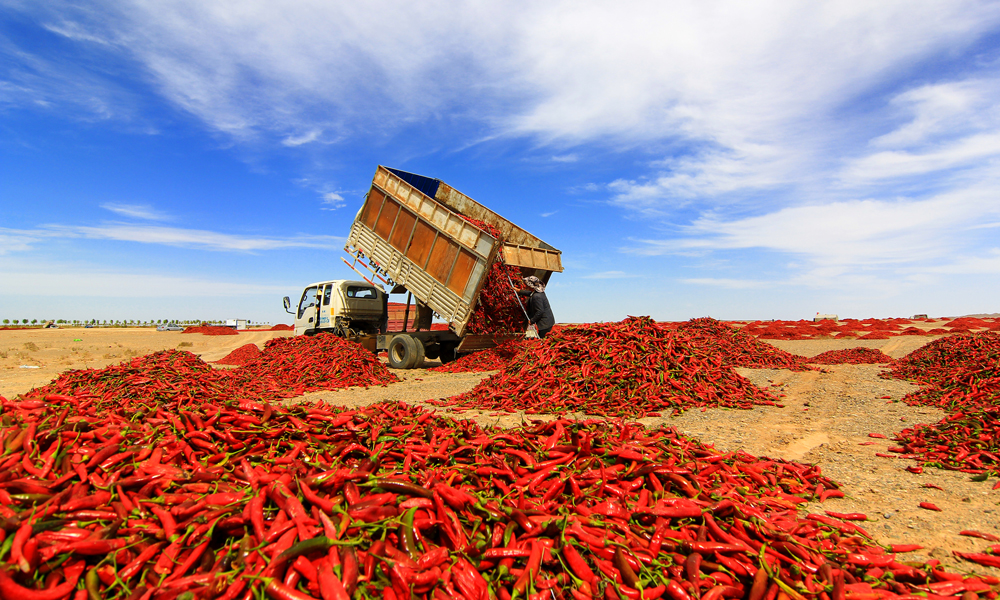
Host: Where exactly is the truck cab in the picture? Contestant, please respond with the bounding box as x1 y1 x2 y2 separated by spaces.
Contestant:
287 280 385 337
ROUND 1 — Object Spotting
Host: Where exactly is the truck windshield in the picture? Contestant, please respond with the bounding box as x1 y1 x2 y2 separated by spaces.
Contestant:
298 286 318 319
346 286 377 299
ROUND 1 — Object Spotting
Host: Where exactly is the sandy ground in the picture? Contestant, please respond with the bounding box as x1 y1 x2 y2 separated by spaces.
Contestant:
2 324 997 573
0 327 293 398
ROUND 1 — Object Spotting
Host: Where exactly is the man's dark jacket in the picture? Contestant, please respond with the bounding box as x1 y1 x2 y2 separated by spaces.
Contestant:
526 292 554 331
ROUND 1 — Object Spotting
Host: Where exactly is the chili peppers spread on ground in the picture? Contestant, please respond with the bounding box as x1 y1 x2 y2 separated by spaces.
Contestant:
732 318 985 340
5 389 995 600
892 409 1000 478
28 349 236 408
269 324 294 331
883 332 1000 393
806 348 894 365
182 325 239 335
213 343 263 366
445 316 784 417
675 318 815 371
226 334 398 399
29 335 397 408
429 340 530 373
3 335 1000 598
880 332 1000 489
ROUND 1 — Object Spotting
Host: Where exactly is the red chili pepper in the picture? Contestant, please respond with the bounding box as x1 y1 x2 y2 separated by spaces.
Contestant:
959 530 1000 542
0 562 83 600
823 511 867 521
264 578 318 600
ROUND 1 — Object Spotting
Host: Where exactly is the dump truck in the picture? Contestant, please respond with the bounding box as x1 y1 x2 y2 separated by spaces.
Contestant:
283 165 563 368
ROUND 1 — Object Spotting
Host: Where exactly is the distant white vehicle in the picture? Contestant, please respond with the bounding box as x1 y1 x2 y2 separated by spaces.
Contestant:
156 322 184 331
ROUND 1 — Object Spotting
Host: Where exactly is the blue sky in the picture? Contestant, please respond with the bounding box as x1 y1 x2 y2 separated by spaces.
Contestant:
2 1 1000 324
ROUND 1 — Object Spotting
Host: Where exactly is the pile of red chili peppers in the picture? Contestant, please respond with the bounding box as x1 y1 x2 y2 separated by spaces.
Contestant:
29 335 397 409
448 317 783 418
213 344 263 367
880 333 1000 500
5 384 996 600
182 326 239 336
882 332 1000 406
28 350 235 409
226 335 398 400
429 341 531 374
806 348 894 365
674 319 814 372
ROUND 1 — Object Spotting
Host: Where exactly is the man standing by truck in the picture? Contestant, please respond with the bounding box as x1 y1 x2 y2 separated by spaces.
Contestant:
521 276 555 339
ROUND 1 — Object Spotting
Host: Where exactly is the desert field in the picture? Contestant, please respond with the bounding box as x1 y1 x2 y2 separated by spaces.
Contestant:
2 319 997 580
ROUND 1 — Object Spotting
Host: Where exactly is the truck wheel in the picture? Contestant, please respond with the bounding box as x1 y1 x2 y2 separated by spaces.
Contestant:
410 337 426 368
438 343 458 365
387 335 425 369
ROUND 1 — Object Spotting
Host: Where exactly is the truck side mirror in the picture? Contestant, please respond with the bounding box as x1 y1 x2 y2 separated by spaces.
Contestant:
283 296 292 313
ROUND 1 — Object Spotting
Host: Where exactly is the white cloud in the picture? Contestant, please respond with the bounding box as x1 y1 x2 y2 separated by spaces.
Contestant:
41 21 113 46
0 224 341 252
282 129 323 147
64 224 341 251
924 248 1000 275
22 1 996 154
0 233 37 255
8 0 1000 302
841 133 1000 182
871 80 996 149
540 210 557 217
551 154 577 163
628 181 1000 268
0 258 288 297
836 78 1000 184
321 192 345 210
101 203 171 220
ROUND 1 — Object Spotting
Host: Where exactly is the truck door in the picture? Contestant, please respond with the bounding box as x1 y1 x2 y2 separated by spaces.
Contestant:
294 285 320 335
319 283 333 328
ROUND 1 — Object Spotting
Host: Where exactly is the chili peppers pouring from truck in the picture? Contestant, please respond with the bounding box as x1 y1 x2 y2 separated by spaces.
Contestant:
284 166 563 369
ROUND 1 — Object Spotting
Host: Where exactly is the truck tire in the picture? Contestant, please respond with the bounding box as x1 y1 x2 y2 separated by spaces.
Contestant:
438 343 458 365
387 334 425 369
410 337 426 368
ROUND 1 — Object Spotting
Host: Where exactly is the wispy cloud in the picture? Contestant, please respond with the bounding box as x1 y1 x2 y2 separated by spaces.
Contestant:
1 224 342 252
41 21 113 46
101 203 171 221
7 0 1000 319
627 180 1000 269
540 210 557 217
920 248 1000 275
0 232 38 255
321 192 345 210
841 133 1000 182
293 177 352 211
282 129 323 147
0 23 139 124
0 258 289 297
